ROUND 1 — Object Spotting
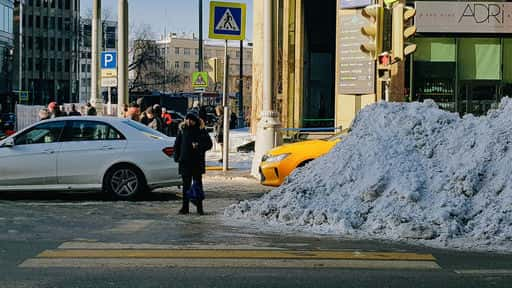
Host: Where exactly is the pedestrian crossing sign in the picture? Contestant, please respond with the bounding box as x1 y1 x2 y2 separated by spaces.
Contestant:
192 72 209 88
209 1 246 40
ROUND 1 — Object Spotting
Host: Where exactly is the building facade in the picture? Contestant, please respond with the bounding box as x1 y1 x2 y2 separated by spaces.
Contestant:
0 0 14 112
409 0 512 116
14 0 80 106
252 0 511 133
79 17 117 103
155 33 253 110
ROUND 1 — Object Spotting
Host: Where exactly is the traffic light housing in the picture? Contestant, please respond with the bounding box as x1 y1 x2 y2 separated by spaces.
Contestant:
208 57 220 83
392 4 417 62
360 5 383 59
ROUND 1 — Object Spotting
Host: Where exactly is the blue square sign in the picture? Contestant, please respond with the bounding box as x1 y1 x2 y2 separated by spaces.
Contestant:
101 51 117 69
209 2 246 40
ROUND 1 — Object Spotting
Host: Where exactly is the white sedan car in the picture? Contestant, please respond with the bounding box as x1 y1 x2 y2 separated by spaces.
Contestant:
0 117 181 200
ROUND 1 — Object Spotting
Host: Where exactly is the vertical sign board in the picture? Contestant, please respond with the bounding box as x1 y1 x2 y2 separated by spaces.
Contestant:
101 51 118 87
209 1 246 40
338 9 375 95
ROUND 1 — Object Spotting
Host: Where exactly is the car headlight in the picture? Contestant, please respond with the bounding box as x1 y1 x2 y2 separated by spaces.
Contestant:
262 153 290 163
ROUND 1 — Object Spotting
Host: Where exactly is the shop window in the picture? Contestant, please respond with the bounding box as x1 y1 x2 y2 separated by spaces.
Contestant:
412 38 457 112
458 38 501 81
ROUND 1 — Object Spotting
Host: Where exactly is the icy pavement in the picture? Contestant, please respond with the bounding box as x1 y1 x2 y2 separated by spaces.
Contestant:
206 151 254 170
226 99 512 253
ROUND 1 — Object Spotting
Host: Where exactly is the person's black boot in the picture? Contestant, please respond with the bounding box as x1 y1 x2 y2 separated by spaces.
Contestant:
197 200 204 215
179 198 190 214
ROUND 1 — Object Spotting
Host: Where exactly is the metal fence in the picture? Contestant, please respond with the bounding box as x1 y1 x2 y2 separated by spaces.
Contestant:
15 104 119 131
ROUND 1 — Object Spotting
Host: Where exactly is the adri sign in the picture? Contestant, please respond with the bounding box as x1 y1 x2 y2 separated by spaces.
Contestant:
415 2 512 33
209 1 246 40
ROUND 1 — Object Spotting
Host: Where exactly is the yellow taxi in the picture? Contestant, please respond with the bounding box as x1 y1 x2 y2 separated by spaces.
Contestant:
259 134 342 186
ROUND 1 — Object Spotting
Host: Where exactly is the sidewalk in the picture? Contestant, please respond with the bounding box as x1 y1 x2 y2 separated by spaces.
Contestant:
205 151 256 180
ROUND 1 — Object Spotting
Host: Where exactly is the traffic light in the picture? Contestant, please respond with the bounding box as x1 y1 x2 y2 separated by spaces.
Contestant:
392 4 417 62
208 57 220 83
360 4 383 59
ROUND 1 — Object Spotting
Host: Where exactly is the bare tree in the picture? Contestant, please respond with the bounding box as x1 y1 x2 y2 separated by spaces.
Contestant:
128 24 185 93
83 7 115 21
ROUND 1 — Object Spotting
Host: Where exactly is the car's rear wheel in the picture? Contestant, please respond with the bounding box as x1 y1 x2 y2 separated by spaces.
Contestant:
104 165 146 200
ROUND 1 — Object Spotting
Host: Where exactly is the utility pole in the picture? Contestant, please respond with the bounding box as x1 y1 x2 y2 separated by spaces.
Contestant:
91 0 102 114
118 0 129 117
251 0 281 177
238 40 243 128
198 0 203 71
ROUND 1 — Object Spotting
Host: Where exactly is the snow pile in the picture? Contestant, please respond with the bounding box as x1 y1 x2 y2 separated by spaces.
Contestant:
225 99 512 252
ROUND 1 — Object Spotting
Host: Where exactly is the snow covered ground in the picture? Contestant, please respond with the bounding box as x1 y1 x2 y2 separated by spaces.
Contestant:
225 99 512 253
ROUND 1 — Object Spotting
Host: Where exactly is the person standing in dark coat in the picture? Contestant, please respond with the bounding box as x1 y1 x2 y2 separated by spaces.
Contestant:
173 112 213 215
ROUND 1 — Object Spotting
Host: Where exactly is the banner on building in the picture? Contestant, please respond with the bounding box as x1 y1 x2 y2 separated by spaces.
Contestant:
415 2 512 33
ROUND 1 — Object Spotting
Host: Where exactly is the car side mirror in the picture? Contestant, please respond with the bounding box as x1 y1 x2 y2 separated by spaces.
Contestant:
1 138 14 148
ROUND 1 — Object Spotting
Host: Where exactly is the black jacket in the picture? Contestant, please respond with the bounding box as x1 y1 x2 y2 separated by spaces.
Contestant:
173 124 213 176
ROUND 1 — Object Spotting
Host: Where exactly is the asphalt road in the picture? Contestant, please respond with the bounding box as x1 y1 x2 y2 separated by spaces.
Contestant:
0 176 511 288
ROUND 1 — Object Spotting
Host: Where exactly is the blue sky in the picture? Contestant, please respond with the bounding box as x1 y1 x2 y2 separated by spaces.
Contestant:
81 0 253 41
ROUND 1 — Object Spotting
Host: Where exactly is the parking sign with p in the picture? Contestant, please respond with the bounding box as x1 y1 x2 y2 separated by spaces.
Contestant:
101 51 117 69
101 51 117 87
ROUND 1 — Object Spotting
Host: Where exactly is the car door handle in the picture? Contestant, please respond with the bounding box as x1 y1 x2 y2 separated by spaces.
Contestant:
102 146 114 151
43 149 55 154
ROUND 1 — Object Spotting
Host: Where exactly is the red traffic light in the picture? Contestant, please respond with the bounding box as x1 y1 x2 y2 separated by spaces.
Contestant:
378 54 391 66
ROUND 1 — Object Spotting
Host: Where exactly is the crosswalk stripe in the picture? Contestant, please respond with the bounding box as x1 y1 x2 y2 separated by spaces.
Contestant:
35 249 437 261
19 258 441 269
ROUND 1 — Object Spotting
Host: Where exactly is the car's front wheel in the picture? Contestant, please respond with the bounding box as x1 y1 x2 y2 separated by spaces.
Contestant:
104 165 146 200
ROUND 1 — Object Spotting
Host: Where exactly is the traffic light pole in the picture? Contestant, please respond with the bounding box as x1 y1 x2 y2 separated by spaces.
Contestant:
222 40 230 172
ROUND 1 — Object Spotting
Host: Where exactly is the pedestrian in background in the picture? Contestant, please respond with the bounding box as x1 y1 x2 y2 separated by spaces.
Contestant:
152 104 164 133
173 112 213 215
126 103 141 121
86 103 97 116
230 111 237 129
68 104 81 116
122 104 129 118
48 102 64 118
145 107 163 132
38 108 50 121
161 107 172 136
59 105 68 116
214 105 224 162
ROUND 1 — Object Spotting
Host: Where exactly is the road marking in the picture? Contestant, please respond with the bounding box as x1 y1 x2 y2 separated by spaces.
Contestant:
454 270 512 276
35 249 436 261
206 166 224 171
19 258 440 269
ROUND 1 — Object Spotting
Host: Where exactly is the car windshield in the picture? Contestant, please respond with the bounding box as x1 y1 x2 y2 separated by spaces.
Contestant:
122 120 168 139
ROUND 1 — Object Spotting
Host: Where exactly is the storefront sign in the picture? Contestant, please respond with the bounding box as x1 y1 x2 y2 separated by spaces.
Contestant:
337 9 375 95
339 0 372 9
416 2 512 33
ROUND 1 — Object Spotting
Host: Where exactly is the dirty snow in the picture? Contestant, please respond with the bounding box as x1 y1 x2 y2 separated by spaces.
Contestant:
225 99 512 253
